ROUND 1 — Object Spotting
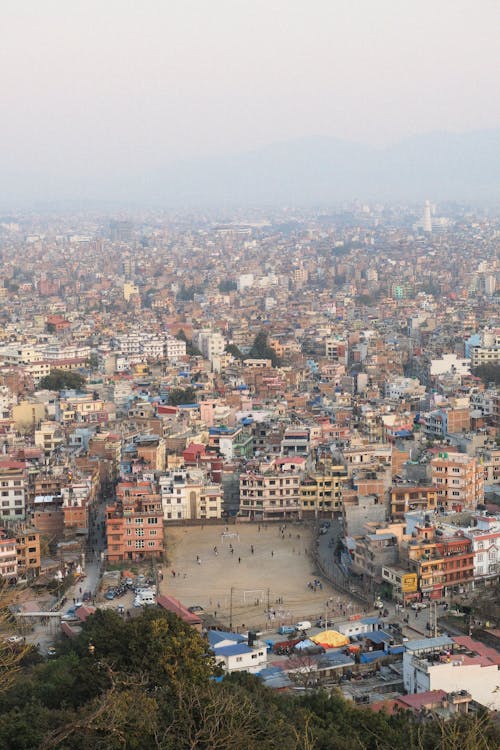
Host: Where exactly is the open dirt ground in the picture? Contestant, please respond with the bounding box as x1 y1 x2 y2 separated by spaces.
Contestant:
160 523 360 631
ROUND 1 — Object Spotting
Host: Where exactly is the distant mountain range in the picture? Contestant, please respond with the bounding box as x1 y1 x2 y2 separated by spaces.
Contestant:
1 128 498 208
144 128 500 206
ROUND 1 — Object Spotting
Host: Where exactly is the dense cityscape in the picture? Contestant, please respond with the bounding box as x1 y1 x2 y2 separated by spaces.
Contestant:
0 202 499 747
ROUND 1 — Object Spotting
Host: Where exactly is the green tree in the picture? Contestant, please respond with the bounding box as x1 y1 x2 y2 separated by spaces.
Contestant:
248 330 281 367
39 370 86 391
226 343 244 360
218 279 237 293
168 386 198 406
472 363 500 386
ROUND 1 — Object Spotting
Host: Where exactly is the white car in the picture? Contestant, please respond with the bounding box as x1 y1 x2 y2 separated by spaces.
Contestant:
411 602 428 610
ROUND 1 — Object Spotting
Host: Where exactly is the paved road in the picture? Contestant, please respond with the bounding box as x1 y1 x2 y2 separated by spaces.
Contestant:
22 498 107 654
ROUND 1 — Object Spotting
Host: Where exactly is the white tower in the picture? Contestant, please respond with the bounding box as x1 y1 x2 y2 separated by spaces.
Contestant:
423 200 432 233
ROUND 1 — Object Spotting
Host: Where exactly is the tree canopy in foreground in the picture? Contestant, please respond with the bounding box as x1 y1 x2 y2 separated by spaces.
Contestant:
0 608 498 750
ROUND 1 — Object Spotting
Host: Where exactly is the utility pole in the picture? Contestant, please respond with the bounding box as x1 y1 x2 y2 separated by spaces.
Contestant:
229 586 234 631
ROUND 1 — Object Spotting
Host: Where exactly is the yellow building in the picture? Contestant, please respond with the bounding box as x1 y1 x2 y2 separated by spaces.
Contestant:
300 465 347 518
123 282 139 302
12 400 45 429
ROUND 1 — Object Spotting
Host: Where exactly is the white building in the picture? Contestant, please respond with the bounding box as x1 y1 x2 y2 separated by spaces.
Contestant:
164 335 186 361
193 330 226 362
429 354 471 378
403 636 500 711
237 274 254 292
384 376 425 401
464 515 500 583
0 461 26 521
208 629 267 674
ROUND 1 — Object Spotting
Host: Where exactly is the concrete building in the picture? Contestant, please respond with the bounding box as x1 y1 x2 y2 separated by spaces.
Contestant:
470 327 500 368
390 486 438 520
300 466 346 519
106 479 164 562
0 528 17 581
403 635 500 711
159 469 223 522
342 494 386 537
15 526 41 580
431 452 483 511
239 458 304 520
0 460 26 522
208 629 267 674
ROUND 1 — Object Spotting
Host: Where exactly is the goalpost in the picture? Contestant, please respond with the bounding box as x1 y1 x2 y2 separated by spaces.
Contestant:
243 589 265 605
220 531 240 543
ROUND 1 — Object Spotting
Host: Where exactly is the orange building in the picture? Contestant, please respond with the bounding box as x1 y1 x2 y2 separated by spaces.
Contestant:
106 479 164 563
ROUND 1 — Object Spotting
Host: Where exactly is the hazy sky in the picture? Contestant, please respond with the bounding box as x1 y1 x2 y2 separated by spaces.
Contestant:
1 0 499 198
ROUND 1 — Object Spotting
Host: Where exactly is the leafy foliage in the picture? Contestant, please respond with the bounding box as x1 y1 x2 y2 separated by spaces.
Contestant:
39 370 86 392
218 279 237 293
0 609 499 750
168 386 198 406
472 363 500 386
225 343 244 360
248 330 281 367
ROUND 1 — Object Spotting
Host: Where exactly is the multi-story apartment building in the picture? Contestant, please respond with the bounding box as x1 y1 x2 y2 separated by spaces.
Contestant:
403 635 500 711
159 469 223 522
470 327 500 368
34 421 64 457
15 526 41 580
0 460 26 522
164 335 186 361
193 330 226 362
0 529 17 581
390 485 438 519
280 428 310 457
239 458 304 520
351 532 399 585
401 526 474 598
464 515 500 584
106 479 164 562
299 465 346 519
431 452 483 511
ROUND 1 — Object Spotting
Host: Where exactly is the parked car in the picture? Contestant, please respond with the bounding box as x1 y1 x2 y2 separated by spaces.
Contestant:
411 602 428 610
61 608 78 621
295 620 312 632
278 625 296 635
46 647 57 657
105 590 116 600
188 605 204 613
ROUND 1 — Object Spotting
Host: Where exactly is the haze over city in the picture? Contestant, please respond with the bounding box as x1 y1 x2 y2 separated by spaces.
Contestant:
1 0 499 204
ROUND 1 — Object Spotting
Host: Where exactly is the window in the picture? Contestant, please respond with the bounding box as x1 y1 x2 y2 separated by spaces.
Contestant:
135 540 144 549
147 517 158 524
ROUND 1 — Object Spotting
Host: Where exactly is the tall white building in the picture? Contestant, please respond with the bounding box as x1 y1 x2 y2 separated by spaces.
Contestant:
423 200 432 233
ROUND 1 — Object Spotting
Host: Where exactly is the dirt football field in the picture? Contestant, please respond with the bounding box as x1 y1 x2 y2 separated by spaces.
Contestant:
159 523 359 631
